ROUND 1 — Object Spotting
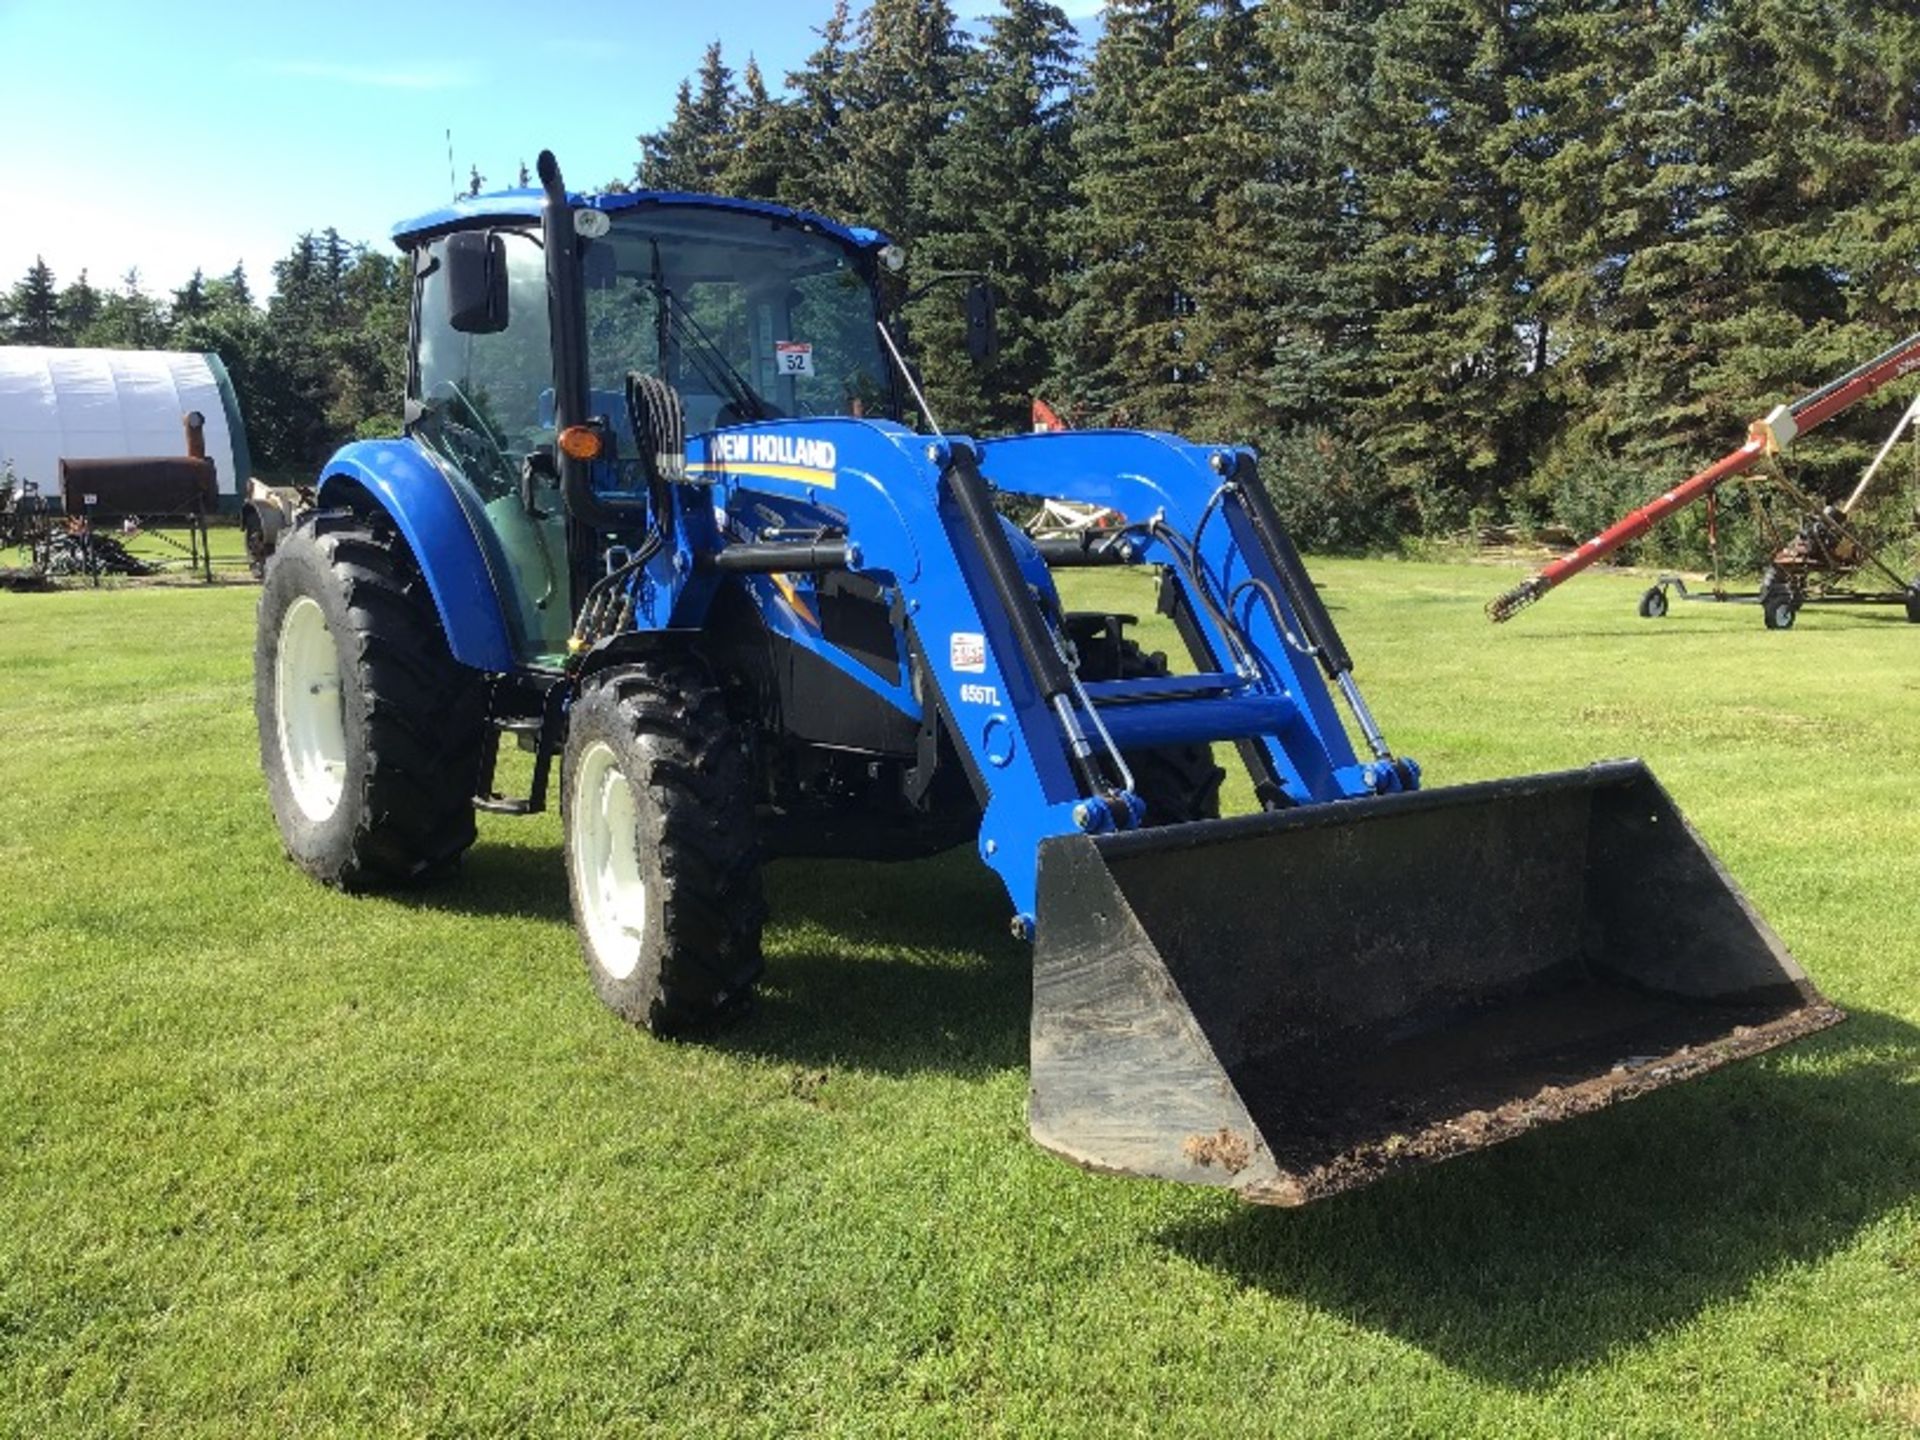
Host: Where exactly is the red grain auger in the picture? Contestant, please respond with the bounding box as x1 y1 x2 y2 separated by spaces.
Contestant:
1489 333 1920 625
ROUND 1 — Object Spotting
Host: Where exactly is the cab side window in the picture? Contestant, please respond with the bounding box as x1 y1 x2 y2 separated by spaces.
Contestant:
412 230 553 500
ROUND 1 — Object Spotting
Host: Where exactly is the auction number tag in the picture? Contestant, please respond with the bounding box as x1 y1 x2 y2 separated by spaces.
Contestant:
775 341 815 377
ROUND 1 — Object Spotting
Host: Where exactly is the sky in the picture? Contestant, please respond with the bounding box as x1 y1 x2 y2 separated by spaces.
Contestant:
0 0 1103 303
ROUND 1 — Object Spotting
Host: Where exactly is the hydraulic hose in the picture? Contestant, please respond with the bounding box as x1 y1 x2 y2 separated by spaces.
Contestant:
1229 456 1353 678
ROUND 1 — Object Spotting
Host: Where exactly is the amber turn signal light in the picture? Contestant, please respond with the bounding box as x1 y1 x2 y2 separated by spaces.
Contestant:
558 425 603 461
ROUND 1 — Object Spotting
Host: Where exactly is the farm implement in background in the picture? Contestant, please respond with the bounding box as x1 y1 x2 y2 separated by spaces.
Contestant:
255 150 1841 1208
1489 334 1920 629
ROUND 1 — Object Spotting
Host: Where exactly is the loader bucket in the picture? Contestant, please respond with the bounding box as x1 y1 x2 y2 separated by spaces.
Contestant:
1029 761 1841 1206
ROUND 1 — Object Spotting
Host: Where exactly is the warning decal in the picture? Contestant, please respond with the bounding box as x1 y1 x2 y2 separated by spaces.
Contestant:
950 632 987 674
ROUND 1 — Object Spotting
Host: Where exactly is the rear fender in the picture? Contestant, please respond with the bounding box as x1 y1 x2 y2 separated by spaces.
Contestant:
315 438 517 673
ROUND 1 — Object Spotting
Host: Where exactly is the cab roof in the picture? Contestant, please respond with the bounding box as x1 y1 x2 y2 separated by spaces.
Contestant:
391 188 889 253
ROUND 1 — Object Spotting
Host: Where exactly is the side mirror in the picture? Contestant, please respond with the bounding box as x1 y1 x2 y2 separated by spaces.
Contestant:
965 279 1000 366
446 230 508 335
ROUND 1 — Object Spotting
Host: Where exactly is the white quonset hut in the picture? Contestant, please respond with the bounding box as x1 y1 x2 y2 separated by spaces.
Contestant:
0 347 252 511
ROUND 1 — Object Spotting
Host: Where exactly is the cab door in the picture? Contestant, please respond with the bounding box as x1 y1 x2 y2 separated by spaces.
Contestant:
409 228 574 665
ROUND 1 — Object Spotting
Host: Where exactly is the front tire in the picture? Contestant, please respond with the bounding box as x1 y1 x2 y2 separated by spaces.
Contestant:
562 657 765 1034
1638 585 1668 619
255 513 487 888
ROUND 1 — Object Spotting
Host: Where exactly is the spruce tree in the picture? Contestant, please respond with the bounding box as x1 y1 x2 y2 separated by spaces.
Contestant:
223 262 253 309
1056 1 1256 436
330 246 411 438
689 41 737 182
6 257 62 344
317 228 352 321
1161 0 1266 440
171 268 211 324
1337 0 1543 521
911 0 1079 433
266 237 341 463
87 269 167 349
273 235 323 328
1245 1 1383 431
58 269 101 338
638 44 737 193
838 0 964 238
641 80 703 191
1674 0 1920 489
776 1 860 216
718 55 795 202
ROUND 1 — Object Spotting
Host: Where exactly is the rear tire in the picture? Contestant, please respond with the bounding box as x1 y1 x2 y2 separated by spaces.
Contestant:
562 657 765 1034
1075 633 1225 826
255 513 487 889
1905 582 1920 624
1761 589 1798 630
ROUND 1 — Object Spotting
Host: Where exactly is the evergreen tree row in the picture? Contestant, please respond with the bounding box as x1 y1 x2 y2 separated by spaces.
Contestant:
627 0 1920 546
7 0 1917 549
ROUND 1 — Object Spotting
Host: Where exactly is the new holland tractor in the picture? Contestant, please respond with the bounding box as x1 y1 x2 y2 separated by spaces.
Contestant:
256 153 1839 1205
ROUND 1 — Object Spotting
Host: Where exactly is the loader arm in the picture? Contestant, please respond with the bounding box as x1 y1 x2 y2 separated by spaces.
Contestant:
677 416 1836 1204
679 420 1403 924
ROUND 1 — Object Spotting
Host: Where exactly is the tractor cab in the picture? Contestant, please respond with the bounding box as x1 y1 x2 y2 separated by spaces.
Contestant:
397 187 901 664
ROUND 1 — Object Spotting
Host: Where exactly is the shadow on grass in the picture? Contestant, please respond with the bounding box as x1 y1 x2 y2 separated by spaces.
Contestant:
416 840 1028 1077
1158 1008 1920 1388
403 841 572 922
715 849 1028 1079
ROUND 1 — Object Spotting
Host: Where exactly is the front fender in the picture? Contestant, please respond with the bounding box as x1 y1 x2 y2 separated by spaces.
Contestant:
316 438 517 673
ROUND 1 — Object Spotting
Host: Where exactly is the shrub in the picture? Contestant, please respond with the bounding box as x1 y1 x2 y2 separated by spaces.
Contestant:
1255 426 1411 554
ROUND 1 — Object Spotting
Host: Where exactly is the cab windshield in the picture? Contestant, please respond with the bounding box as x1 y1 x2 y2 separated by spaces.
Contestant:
582 207 895 437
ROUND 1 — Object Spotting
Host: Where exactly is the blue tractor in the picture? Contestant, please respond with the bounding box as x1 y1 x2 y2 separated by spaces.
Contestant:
256 153 1839 1205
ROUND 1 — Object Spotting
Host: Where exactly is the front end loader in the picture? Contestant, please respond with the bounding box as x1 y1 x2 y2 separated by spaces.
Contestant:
255 151 1839 1206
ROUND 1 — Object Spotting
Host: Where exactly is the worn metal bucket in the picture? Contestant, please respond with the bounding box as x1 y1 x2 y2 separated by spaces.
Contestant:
1029 761 1842 1205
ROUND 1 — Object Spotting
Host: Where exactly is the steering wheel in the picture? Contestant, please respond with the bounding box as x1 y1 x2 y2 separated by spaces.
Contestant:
424 379 515 494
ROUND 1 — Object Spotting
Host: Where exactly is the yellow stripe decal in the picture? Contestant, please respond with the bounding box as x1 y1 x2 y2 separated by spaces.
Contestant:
769 572 819 627
684 461 837 489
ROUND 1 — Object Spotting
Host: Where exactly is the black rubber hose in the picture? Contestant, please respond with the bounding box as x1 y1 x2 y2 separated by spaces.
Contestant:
1230 455 1353 678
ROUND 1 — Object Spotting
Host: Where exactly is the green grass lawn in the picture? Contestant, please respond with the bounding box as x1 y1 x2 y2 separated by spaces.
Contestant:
3 558 1918 1436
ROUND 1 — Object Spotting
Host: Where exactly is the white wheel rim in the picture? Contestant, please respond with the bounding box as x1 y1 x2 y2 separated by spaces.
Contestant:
572 740 647 980
275 595 348 823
